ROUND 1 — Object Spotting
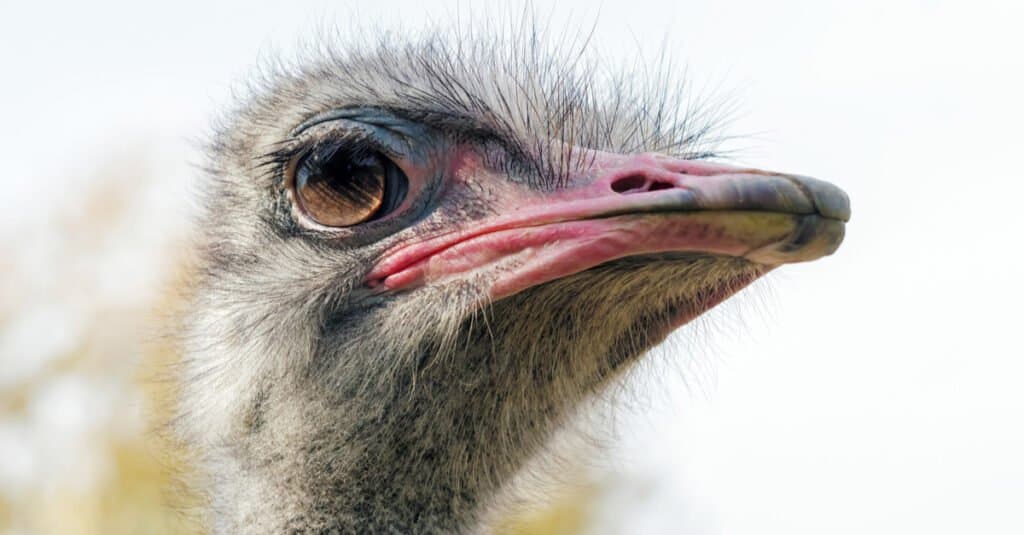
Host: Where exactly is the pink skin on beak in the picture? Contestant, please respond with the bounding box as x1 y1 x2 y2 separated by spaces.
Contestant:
367 151 849 301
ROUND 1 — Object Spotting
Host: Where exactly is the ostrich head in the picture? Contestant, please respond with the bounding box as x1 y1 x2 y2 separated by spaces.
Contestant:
178 23 849 534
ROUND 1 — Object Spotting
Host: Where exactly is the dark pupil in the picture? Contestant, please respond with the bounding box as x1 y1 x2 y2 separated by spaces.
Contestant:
296 145 387 226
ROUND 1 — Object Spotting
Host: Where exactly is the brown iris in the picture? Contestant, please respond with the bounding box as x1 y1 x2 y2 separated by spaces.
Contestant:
293 143 404 227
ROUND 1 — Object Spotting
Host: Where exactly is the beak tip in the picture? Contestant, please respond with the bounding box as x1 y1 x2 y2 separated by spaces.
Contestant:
788 174 852 222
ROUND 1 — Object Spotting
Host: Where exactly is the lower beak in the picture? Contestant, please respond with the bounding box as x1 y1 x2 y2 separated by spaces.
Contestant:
369 154 850 300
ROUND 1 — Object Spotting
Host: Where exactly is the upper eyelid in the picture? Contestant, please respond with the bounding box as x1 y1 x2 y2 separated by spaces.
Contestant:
294 121 405 158
291 106 531 166
254 127 390 173
292 107 429 148
293 107 408 133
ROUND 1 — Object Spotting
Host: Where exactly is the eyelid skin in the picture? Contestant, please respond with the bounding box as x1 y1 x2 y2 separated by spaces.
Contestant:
293 107 434 161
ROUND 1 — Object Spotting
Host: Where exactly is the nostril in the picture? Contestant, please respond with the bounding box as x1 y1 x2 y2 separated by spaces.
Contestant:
610 175 678 194
610 175 648 193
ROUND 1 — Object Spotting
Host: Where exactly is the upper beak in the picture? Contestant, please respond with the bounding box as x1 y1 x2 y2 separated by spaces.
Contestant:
368 152 850 300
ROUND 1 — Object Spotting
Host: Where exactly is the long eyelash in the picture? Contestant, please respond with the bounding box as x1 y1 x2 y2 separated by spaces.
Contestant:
253 126 395 185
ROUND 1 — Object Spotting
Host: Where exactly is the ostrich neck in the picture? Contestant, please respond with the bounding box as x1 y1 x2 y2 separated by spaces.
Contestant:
218 341 591 534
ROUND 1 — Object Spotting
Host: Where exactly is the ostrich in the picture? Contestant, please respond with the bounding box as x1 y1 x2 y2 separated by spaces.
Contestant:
177 23 849 534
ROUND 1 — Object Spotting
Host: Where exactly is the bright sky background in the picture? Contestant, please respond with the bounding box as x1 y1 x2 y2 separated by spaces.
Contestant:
2 1 1022 534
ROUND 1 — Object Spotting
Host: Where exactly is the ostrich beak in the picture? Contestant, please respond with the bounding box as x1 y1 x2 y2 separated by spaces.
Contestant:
369 153 850 300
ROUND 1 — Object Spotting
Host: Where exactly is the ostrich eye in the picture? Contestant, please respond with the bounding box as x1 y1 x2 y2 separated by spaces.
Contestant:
292 142 408 227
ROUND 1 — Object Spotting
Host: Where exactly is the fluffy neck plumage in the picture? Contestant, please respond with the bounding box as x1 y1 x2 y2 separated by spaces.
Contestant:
206 318 592 533
183 256 749 533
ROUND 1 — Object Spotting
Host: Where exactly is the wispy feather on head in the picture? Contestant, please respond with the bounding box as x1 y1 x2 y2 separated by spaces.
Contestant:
212 8 734 191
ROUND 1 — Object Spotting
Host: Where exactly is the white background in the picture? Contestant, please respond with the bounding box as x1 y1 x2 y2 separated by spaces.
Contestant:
1 1 1022 533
